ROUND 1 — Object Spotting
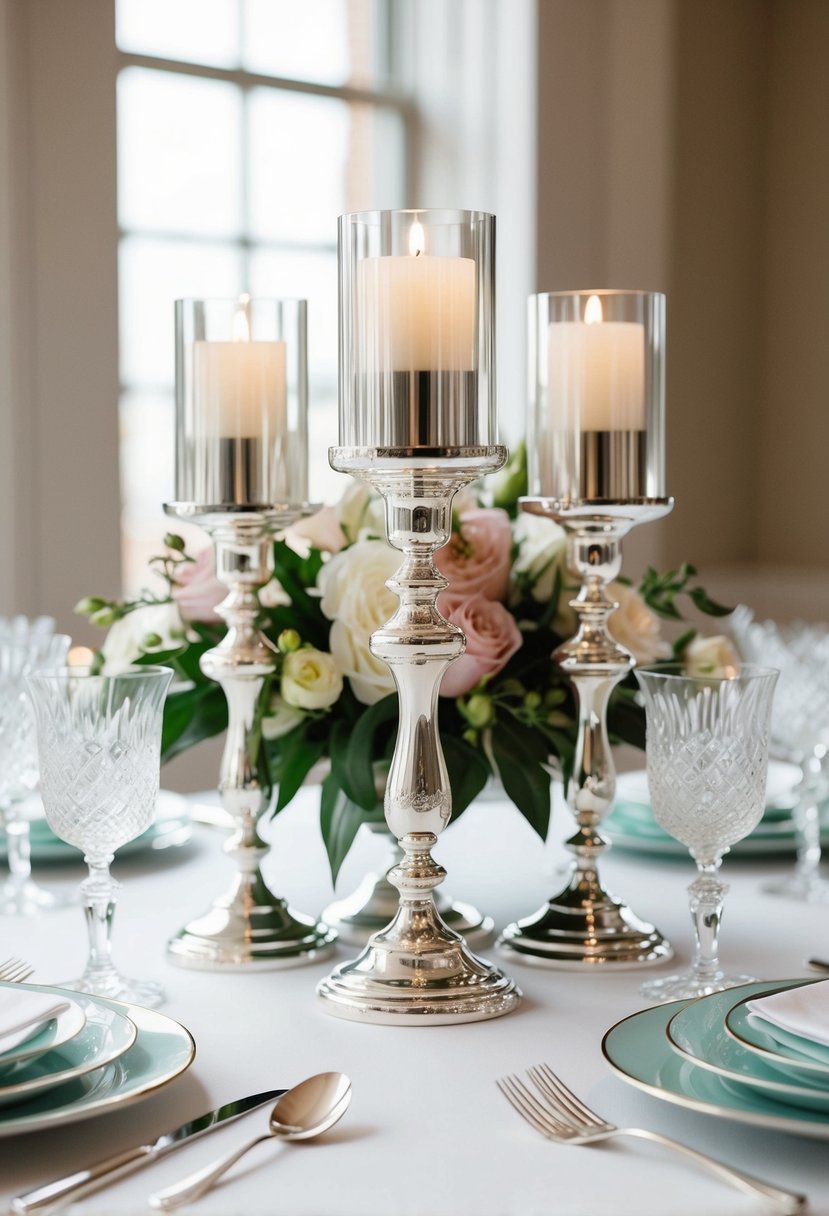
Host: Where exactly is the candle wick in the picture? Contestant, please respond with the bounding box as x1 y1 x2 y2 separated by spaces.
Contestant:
415 249 421 257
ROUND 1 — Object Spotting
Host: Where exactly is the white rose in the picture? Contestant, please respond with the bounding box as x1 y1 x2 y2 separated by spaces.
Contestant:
318 539 399 705
281 648 343 710
259 578 290 609
337 482 386 544
607 582 671 665
286 505 346 554
512 513 569 603
261 694 305 740
101 602 186 673
684 634 741 678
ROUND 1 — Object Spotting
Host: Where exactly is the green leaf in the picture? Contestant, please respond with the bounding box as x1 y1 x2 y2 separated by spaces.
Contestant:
607 688 646 750
442 733 491 821
672 627 698 659
490 715 551 840
319 774 382 884
334 695 399 810
161 685 227 762
272 731 327 813
689 587 733 618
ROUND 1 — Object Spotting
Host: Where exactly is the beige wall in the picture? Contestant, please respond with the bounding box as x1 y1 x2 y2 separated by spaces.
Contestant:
536 0 829 608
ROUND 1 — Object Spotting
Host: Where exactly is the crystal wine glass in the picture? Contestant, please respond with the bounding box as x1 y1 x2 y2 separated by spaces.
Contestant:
0 631 71 914
731 606 829 901
26 665 172 1007
635 663 778 1003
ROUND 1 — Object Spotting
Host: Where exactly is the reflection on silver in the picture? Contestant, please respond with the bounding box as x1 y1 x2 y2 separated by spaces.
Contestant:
317 448 520 1023
499 499 675 967
163 503 336 970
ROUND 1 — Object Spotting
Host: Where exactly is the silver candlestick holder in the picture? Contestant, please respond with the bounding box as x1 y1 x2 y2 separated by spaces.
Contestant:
317 208 519 1022
165 296 335 969
317 450 519 1020
499 289 674 967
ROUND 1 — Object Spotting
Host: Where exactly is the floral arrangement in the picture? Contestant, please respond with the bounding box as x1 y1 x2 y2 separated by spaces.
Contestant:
77 446 731 879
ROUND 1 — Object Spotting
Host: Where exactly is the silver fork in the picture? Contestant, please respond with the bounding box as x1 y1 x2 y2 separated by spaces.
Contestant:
0 958 34 983
498 1063 807 1214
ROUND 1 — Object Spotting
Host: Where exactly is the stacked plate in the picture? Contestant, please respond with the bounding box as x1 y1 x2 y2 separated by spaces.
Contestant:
603 979 829 1139
0 981 194 1136
604 761 827 858
0 791 193 864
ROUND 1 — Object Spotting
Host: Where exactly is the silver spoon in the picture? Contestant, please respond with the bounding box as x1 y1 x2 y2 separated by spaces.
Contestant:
148 1072 352 1210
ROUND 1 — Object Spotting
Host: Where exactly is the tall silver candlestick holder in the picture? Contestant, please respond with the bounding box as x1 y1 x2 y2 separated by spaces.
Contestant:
165 297 335 969
317 209 520 1022
499 289 674 967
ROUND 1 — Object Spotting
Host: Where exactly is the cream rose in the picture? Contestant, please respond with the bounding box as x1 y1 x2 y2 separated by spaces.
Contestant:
440 594 523 698
287 505 346 554
607 582 671 665
281 648 343 710
435 508 513 604
101 602 186 673
684 634 741 678
318 539 399 705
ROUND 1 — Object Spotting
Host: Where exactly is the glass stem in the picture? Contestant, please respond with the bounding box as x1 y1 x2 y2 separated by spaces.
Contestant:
688 859 728 982
4 815 33 893
793 753 824 881
81 857 120 985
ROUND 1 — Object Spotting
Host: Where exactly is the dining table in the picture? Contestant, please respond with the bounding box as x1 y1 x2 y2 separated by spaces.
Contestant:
2 780 829 1216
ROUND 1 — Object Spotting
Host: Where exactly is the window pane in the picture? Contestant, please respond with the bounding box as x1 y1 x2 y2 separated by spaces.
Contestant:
249 247 338 384
118 68 242 237
116 0 241 69
243 0 379 87
119 236 243 387
248 91 405 245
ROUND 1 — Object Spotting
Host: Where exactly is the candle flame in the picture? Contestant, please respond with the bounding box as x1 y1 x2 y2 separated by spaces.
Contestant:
584 294 603 325
67 645 95 668
232 296 251 342
408 222 425 257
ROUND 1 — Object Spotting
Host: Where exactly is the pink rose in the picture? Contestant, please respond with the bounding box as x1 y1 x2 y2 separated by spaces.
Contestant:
435 508 513 605
171 547 225 624
440 594 522 698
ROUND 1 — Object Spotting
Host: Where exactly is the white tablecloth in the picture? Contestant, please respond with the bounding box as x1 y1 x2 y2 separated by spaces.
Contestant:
2 787 829 1216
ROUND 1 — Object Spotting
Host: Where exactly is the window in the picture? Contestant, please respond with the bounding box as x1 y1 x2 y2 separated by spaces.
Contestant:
116 0 410 592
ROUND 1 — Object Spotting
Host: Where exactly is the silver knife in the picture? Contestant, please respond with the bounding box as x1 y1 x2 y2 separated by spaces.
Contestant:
11 1089 286 1213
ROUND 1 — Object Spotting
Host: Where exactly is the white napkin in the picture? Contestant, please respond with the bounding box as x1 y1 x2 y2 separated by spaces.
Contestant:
0 990 70 1056
746 981 829 1050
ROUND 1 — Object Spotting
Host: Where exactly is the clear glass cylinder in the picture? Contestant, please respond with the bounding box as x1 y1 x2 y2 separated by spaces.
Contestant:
527 290 666 503
174 297 308 506
338 209 496 450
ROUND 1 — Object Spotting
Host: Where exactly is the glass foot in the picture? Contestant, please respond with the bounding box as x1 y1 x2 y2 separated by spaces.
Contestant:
640 970 756 1004
0 878 73 916
66 971 164 1009
763 871 829 903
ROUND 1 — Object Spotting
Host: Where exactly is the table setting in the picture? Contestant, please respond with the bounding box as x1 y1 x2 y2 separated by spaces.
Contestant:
2 207 829 1214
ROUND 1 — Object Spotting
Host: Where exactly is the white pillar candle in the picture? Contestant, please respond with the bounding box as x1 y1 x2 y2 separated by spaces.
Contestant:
357 222 476 373
193 307 287 439
548 294 645 430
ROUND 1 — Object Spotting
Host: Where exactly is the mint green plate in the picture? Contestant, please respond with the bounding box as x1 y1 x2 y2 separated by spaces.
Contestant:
0 988 195 1136
602 985 829 1139
726 994 829 1078
667 982 829 1110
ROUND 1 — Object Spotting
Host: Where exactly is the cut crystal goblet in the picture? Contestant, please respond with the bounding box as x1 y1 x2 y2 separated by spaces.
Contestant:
26 665 172 1007
635 663 778 1003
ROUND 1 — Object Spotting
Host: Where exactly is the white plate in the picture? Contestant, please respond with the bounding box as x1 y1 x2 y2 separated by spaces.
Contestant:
0 994 195 1136
0 791 192 863
0 986 136 1107
0 998 86 1072
616 760 800 809
603 984 829 1139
